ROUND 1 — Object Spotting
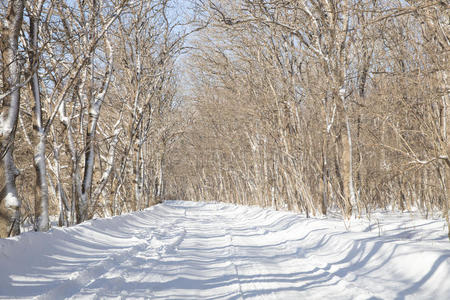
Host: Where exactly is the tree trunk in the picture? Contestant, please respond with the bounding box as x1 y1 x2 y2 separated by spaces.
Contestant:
339 105 356 219
321 138 328 215
438 70 449 239
0 0 25 238
0 150 21 237
79 36 113 223
91 121 121 212
29 13 49 232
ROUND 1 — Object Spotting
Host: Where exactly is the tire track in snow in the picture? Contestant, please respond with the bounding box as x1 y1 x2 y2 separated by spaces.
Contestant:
224 228 244 300
33 229 155 300
67 221 187 299
34 215 187 300
182 204 246 299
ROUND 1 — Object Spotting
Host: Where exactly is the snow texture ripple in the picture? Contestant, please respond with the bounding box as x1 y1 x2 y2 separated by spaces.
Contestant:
0 200 449 299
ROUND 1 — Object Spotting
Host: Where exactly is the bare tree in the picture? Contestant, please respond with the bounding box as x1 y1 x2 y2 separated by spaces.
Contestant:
0 0 25 238
164 0 450 238
26 0 49 231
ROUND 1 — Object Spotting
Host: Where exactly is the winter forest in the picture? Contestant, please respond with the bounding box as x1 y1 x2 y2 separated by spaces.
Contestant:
0 1 449 299
0 0 449 239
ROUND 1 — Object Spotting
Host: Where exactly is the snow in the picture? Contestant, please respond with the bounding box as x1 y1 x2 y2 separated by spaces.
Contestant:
1 200 449 299
4 192 20 208
0 113 13 138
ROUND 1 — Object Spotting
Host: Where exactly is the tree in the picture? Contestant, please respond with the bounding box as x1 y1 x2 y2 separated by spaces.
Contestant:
26 0 49 232
0 0 25 238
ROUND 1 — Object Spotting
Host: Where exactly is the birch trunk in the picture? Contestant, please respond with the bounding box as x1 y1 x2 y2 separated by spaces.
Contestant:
78 36 113 223
321 138 328 215
52 144 69 227
134 141 143 210
0 0 24 238
439 70 449 239
29 9 49 231
91 120 121 212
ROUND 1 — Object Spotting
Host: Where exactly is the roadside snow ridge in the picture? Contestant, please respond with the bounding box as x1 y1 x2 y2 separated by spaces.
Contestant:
1 200 449 299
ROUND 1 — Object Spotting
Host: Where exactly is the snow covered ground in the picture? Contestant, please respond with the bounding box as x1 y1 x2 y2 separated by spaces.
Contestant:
1 201 449 299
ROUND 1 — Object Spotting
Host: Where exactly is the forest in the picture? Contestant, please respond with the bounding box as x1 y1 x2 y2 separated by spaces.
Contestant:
0 0 449 239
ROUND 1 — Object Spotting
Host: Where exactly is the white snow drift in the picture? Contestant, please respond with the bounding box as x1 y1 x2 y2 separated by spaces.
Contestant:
0 200 449 299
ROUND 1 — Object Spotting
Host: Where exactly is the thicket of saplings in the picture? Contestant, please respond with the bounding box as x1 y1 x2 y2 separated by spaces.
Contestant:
165 0 450 238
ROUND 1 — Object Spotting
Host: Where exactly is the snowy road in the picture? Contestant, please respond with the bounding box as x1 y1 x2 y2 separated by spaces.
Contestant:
1 201 449 299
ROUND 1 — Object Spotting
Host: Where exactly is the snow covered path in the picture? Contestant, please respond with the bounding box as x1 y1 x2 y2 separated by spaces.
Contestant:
1 201 449 299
